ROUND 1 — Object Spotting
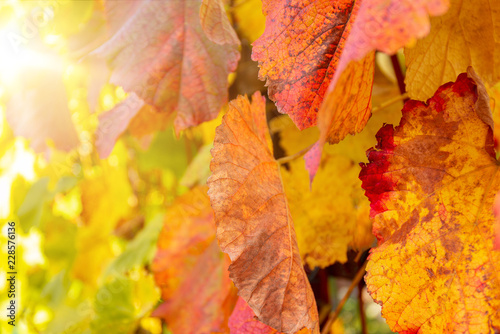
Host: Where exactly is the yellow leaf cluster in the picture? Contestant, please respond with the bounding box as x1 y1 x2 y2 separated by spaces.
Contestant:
72 146 134 285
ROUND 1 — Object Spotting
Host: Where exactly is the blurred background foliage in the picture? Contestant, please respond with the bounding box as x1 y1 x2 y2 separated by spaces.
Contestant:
0 1 396 333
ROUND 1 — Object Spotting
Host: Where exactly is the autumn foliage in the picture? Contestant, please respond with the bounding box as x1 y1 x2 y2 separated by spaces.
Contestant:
1 0 500 333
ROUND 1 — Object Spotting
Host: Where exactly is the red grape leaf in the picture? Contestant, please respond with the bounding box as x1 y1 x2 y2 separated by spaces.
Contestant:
94 0 240 133
127 104 172 139
95 94 144 158
494 192 500 251
359 69 500 333
229 297 311 333
337 0 449 72
252 0 357 130
253 0 448 134
229 297 281 334
207 92 319 333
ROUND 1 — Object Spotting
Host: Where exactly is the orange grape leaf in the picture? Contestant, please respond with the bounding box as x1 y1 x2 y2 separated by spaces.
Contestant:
94 0 240 133
359 69 500 333
405 0 500 100
207 92 319 333
305 52 375 182
153 241 238 334
152 186 216 300
319 52 375 145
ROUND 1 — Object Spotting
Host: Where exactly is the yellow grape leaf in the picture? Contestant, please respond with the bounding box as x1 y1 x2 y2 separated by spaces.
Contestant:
273 73 403 268
488 81 500 150
360 69 500 333
405 0 500 100
276 117 367 267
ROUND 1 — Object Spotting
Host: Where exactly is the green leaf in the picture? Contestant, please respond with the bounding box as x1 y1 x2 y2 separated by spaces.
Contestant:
17 177 50 232
105 214 164 276
91 276 137 334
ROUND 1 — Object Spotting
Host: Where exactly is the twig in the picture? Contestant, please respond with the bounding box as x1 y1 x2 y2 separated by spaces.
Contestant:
371 93 408 114
390 54 407 100
358 279 367 334
276 143 315 165
274 92 407 166
321 261 368 334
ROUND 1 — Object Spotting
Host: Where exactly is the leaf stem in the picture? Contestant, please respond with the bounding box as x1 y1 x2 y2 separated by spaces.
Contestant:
358 279 367 334
390 54 407 99
276 143 315 165
371 92 408 114
275 91 407 166
321 261 368 334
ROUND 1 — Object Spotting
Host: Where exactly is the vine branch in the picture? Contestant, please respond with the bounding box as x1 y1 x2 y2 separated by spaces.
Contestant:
371 92 408 114
274 92 407 165
276 143 315 165
321 261 368 334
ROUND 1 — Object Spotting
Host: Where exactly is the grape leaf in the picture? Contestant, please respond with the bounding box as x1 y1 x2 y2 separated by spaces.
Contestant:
253 0 447 134
94 0 240 133
96 93 144 159
405 0 500 100
319 52 375 145
5 47 79 153
207 92 319 333
494 192 500 251
273 116 372 268
315 0 450 152
360 69 500 333
73 157 133 285
304 53 375 182
336 0 449 71
275 72 403 267
152 186 215 300
152 187 237 333
200 0 240 46
105 214 164 276
127 103 171 139
153 241 238 334
252 0 358 130
229 297 282 334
